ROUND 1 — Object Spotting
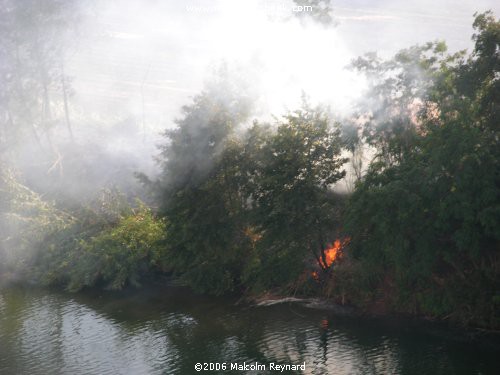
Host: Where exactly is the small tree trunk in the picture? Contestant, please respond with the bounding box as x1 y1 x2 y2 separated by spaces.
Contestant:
61 63 74 143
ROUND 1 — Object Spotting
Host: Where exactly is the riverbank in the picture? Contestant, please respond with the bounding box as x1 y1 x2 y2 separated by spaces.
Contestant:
244 292 500 350
3 271 499 339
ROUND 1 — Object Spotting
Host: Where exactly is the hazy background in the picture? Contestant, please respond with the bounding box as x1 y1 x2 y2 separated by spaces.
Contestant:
3 0 499 200
67 0 500 124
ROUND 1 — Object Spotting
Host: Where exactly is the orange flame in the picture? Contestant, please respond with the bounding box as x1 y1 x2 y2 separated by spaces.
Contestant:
311 237 351 280
319 237 350 269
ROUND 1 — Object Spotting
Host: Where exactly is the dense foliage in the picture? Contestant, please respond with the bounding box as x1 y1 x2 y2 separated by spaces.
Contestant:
33 191 167 291
0 175 166 290
0 166 70 278
246 105 346 290
152 81 346 294
343 11 499 327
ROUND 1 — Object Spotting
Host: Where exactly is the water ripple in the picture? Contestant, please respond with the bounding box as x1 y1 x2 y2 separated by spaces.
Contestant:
0 287 497 375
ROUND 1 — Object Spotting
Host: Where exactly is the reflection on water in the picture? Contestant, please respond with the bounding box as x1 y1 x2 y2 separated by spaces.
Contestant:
0 285 497 374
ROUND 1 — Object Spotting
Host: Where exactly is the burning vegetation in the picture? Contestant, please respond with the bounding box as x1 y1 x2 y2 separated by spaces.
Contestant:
312 237 351 281
320 237 350 269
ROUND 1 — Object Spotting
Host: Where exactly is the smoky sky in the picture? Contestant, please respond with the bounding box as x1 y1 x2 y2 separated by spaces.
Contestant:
67 0 500 135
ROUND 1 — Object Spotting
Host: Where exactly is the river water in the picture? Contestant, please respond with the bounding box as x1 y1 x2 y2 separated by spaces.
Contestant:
0 285 497 374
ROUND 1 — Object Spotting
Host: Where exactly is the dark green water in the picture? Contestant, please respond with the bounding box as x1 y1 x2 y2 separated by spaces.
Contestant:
0 285 497 374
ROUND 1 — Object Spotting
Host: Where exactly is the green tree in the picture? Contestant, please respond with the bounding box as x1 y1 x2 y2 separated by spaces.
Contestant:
0 164 71 281
247 101 347 289
345 12 499 327
351 40 463 167
32 192 166 291
153 70 254 294
161 140 255 294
